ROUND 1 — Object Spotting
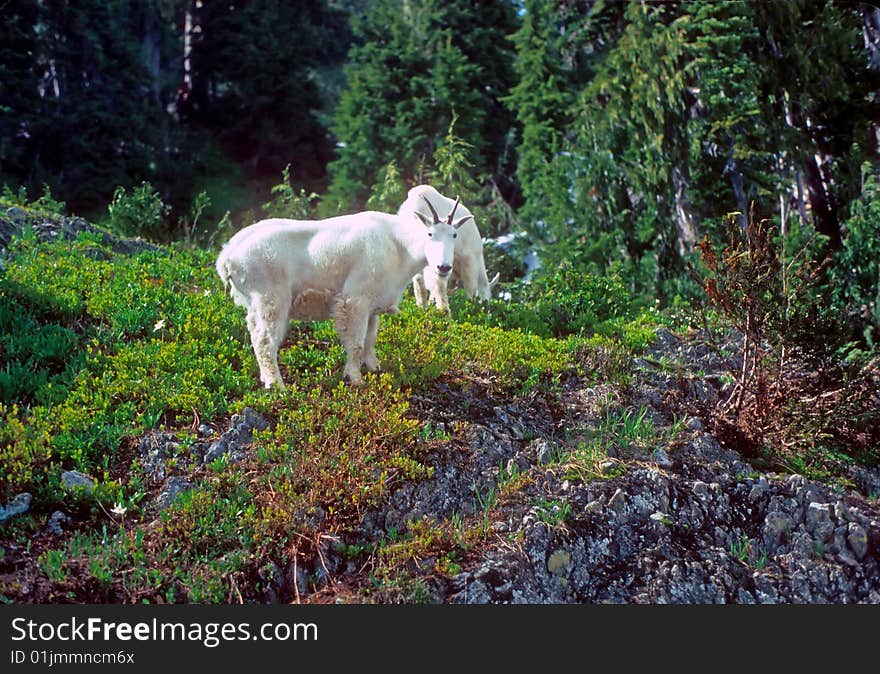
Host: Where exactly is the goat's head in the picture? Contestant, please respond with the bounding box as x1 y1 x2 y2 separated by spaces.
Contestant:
414 195 472 278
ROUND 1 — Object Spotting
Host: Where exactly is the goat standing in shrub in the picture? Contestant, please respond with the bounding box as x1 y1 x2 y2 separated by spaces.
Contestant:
398 185 498 313
216 198 472 387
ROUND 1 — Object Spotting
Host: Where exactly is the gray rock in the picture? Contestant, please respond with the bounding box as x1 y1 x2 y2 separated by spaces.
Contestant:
607 488 627 514
46 510 71 535
686 417 705 431
692 481 709 498
749 479 769 503
155 477 193 511
791 531 816 558
805 502 834 543
240 406 268 431
61 470 95 492
201 407 268 464
737 587 756 604
534 439 554 465
847 465 880 499
0 211 160 255
762 512 794 552
846 523 868 560
584 498 605 514
651 448 674 469
203 438 229 463
0 493 32 523
754 575 779 604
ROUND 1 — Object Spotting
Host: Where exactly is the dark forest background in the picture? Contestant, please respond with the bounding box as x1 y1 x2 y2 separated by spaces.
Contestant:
2 0 880 326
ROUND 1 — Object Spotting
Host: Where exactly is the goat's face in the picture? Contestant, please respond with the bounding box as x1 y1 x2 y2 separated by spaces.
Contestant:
414 195 472 278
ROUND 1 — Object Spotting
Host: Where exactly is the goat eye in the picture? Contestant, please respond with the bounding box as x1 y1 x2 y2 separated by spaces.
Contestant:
453 233 457 239
428 231 433 237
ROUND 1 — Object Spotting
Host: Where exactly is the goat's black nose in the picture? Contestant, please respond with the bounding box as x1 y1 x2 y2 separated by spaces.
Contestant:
437 264 452 276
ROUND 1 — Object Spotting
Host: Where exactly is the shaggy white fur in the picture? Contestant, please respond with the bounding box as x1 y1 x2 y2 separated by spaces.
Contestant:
216 205 470 387
398 185 498 313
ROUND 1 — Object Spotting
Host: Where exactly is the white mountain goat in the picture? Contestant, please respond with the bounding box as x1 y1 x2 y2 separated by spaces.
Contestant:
215 198 472 387
398 185 499 312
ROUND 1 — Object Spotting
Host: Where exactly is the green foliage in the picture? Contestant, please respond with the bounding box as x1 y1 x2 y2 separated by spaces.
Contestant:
430 112 479 198
1 184 67 215
261 165 319 220
106 182 170 242
377 302 574 394
534 499 571 527
560 404 680 483
366 160 407 213
830 163 880 348
0 238 253 499
504 0 575 224
254 376 427 535
323 0 518 214
508 0 876 303
180 190 212 246
450 264 649 343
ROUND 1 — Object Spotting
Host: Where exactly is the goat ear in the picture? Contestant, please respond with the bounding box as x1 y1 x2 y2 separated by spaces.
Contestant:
414 211 432 227
489 272 500 288
451 214 473 229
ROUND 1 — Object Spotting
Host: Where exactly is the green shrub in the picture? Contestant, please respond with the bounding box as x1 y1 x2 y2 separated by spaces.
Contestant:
0 404 54 499
261 164 318 220
106 182 170 242
692 205 879 468
367 160 407 213
377 301 574 393
0 240 254 500
450 263 639 340
2 183 67 215
831 162 880 349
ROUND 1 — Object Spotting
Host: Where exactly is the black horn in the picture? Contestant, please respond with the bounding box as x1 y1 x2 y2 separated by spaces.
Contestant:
447 196 461 225
421 195 441 223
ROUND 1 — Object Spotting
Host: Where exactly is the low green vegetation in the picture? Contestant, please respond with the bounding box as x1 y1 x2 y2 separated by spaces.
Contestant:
1 190 659 602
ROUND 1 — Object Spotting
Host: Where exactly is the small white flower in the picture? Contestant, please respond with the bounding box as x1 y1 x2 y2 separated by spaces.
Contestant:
111 502 128 518
153 318 166 332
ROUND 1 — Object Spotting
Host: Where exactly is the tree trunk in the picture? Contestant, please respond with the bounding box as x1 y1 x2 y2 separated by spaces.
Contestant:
863 4 880 160
178 0 207 121
803 153 841 249
727 158 749 233
142 2 162 107
672 165 698 254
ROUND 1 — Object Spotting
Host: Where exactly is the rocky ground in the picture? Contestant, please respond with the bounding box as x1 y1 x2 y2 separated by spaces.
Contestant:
388 331 879 603
0 206 158 259
5 326 878 603
121 328 880 604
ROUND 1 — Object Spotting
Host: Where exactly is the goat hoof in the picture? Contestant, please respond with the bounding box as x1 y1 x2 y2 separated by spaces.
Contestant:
342 374 363 387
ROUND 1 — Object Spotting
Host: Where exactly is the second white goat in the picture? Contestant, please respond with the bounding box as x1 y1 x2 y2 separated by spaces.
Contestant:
398 185 498 313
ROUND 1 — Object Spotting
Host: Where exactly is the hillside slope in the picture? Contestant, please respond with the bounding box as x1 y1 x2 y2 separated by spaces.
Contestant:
0 207 877 603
